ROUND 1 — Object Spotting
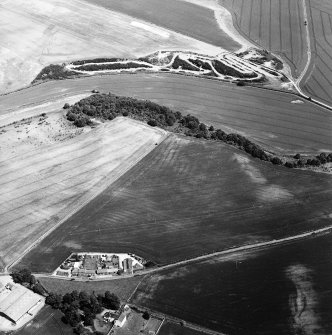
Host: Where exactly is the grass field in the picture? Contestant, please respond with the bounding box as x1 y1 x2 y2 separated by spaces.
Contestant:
39 276 141 302
0 116 166 270
0 0 220 94
14 306 73 335
84 0 240 51
220 0 307 76
131 234 332 334
2 74 330 155
17 134 332 273
301 0 332 105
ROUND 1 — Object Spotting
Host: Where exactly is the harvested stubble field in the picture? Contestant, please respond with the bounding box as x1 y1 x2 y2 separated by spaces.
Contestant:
0 0 220 94
17 134 332 273
0 116 166 270
39 277 141 302
302 0 332 105
84 0 240 51
2 74 331 155
131 234 332 334
220 0 307 76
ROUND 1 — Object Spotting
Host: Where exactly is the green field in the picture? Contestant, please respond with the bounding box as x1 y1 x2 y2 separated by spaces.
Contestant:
17 134 332 272
1 74 331 154
84 0 240 51
39 276 141 302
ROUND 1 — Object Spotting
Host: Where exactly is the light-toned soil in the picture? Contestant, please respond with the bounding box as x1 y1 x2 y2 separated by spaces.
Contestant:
0 114 167 269
0 0 222 94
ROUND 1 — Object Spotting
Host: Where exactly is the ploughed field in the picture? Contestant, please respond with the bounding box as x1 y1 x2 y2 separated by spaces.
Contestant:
220 0 307 76
0 116 166 270
131 233 332 335
18 134 332 273
221 0 332 106
1 74 331 154
302 0 332 105
84 0 240 51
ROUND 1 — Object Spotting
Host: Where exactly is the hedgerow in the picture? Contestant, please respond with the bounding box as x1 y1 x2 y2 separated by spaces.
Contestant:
65 93 330 170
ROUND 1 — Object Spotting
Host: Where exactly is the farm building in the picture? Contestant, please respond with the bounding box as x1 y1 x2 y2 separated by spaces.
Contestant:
122 258 133 274
0 282 42 325
115 312 127 327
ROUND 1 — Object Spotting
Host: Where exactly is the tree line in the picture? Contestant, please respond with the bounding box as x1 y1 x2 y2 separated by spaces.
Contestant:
64 93 331 170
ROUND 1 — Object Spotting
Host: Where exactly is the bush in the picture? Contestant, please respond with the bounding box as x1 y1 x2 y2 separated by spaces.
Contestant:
122 111 129 116
63 103 70 109
32 64 76 83
271 157 283 165
142 311 150 320
147 120 157 127
236 81 245 86
171 56 198 71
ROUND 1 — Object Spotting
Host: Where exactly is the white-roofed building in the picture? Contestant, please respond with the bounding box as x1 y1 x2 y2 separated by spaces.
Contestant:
0 283 42 324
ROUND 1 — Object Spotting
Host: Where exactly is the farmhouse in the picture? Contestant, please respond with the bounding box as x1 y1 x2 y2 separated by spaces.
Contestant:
0 282 42 325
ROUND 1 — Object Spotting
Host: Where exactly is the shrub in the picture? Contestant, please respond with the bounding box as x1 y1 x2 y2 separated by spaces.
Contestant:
142 311 150 320
271 157 283 165
122 111 129 116
32 64 76 83
147 120 158 127
63 103 70 109
236 81 245 86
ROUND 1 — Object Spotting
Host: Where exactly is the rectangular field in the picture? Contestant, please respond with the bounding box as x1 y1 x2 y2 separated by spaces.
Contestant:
0 116 166 270
131 234 332 334
17 134 332 273
39 276 141 302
